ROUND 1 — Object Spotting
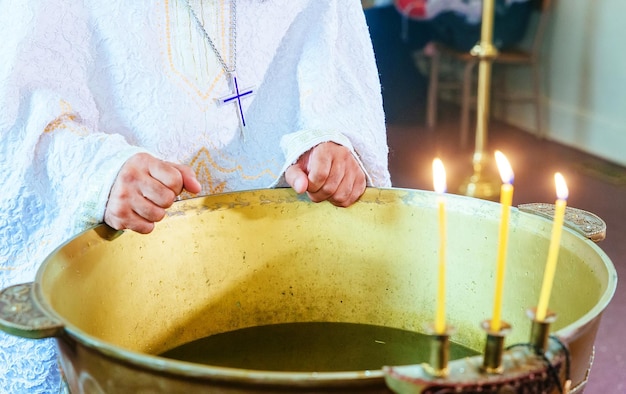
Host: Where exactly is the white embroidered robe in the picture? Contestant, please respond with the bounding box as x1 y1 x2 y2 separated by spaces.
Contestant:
0 0 390 391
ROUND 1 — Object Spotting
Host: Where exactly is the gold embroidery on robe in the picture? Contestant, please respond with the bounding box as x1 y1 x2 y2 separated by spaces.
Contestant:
43 100 88 136
163 0 229 109
180 146 278 199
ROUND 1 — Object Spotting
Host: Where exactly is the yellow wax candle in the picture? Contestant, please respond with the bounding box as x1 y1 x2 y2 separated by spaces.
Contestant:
432 158 447 334
491 151 514 332
536 173 569 321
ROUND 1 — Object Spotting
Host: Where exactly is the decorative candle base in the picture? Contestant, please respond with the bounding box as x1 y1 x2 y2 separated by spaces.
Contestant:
384 343 569 393
424 325 454 378
481 320 512 374
458 153 502 201
527 308 557 353
384 332 570 393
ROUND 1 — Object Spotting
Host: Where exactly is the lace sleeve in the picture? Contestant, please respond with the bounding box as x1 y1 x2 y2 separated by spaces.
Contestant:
0 334 65 394
0 2 142 392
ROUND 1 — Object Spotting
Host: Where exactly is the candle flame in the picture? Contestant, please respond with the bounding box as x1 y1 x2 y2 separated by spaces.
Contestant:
555 172 569 200
494 151 514 184
433 158 447 194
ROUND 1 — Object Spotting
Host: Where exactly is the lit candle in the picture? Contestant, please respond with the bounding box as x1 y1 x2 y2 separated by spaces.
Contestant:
432 158 447 334
535 173 569 321
491 151 514 332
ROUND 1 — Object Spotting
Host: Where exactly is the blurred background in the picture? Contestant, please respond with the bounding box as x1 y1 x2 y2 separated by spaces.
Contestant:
362 0 626 391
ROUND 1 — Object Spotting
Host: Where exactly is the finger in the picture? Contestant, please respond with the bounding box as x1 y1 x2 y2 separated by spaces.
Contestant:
170 163 202 194
118 212 156 234
131 192 168 223
142 162 201 206
149 159 184 195
305 150 333 194
106 174 167 228
103 195 157 234
306 158 344 202
139 177 178 208
328 171 366 207
285 164 309 194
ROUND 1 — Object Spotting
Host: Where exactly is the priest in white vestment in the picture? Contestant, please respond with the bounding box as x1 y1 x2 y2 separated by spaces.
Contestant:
0 0 390 391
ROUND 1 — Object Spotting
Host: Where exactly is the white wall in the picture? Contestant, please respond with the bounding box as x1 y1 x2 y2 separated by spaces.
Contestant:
504 0 626 166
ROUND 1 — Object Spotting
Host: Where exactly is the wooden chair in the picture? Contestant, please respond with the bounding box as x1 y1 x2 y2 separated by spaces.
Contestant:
425 0 553 147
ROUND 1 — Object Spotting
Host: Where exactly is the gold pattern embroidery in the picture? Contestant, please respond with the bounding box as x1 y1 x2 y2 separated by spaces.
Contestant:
43 100 87 136
180 146 278 198
190 147 227 195
163 0 227 107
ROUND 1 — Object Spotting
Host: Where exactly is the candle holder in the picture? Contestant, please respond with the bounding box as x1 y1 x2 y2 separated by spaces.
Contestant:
481 319 512 374
458 153 502 201
384 332 570 394
527 308 558 354
424 324 454 378
457 0 501 202
384 307 570 391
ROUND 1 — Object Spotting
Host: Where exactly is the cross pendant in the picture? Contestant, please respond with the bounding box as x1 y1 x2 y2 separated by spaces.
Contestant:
218 72 255 134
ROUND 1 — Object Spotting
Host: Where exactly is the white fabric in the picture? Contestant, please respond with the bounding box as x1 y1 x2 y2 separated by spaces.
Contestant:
0 0 390 392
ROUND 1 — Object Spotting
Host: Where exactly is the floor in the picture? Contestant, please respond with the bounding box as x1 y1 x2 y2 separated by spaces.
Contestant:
364 7 625 391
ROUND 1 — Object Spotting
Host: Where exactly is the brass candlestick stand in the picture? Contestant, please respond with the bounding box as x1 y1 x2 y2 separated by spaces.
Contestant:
458 0 502 200
481 320 512 374
527 308 558 353
425 324 454 378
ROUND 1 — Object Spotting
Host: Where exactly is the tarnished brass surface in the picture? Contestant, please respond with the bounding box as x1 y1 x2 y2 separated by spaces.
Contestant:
458 154 501 201
0 283 63 339
527 308 558 353
0 188 617 393
458 0 499 200
385 337 569 393
518 203 606 242
481 320 512 374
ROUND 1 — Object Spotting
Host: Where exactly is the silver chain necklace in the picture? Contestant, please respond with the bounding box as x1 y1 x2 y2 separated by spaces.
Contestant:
185 0 255 133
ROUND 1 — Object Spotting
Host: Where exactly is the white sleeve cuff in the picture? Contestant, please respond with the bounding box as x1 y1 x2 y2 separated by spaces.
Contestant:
77 146 150 229
269 128 373 188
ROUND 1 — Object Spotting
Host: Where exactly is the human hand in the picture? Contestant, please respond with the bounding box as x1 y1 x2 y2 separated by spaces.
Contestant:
284 142 366 207
104 153 202 234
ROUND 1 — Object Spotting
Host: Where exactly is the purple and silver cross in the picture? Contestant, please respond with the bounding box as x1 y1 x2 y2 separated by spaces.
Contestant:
218 72 255 130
